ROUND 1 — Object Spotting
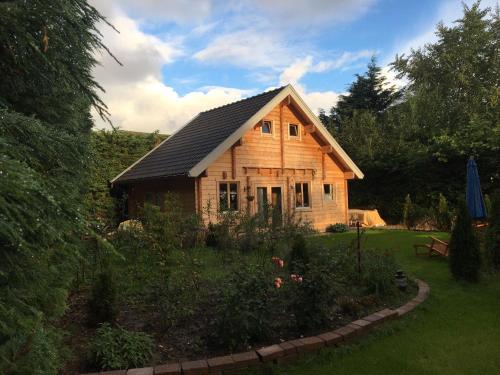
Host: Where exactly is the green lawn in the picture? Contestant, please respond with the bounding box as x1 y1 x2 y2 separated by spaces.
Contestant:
246 230 500 375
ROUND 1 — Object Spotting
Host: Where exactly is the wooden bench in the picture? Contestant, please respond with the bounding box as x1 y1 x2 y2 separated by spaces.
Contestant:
414 236 449 257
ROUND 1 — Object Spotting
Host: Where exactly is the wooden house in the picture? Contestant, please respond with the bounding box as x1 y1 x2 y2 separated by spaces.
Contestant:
111 84 363 231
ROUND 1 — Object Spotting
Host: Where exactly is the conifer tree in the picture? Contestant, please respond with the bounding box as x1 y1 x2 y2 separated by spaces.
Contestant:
332 56 401 124
449 202 481 282
0 1 114 372
486 191 500 270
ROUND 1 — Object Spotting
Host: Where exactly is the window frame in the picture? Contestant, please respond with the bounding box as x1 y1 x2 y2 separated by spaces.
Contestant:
323 183 335 202
288 123 300 139
218 181 240 212
261 120 273 136
295 181 311 209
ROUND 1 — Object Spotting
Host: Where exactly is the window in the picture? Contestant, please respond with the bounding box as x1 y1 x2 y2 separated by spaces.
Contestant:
219 182 239 211
295 182 310 208
289 123 299 137
324 184 334 201
261 120 272 135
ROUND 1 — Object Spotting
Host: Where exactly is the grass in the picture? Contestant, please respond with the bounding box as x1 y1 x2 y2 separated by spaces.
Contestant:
245 230 500 375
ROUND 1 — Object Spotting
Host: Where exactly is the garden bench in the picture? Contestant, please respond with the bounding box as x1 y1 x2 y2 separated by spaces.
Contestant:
414 236 449 257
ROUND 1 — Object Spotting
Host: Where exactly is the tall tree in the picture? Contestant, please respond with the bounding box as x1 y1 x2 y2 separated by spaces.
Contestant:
332 56 401 126
0 1 114 372
324 2 499 222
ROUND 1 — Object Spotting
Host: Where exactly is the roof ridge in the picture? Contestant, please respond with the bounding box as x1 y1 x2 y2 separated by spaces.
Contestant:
200 85 287 114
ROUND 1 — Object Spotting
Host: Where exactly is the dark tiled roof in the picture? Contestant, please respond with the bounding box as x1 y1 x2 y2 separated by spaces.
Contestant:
115 86 286 183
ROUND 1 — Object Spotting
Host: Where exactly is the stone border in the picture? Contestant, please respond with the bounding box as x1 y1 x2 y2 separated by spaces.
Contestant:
83 279 429 375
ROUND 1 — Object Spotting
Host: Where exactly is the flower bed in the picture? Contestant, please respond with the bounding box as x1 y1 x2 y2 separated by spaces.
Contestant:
80 279 429 374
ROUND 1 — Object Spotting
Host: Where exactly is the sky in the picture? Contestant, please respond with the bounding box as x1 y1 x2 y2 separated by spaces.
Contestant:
89 0 497 134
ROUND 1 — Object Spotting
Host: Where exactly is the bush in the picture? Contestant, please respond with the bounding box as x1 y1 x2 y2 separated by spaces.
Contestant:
288 234 310 275
361 249 398 296
326 223 349 233
486 191 500 270
87 270 118 327
141 196 183 256
211 263 278 349
434 193 453 231
89 323 153 370
449 202 481 282
287 258 337 331
402 194 430 229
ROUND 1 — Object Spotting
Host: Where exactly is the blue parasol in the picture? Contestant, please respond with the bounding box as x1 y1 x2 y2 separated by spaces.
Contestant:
466 157 487 219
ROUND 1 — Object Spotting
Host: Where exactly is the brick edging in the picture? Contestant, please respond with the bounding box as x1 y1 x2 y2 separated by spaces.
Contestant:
84 279 430 375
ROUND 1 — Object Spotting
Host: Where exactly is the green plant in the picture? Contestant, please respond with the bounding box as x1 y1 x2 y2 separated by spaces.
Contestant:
402 194 414 229
87 270 118 327
89 323 153 370
449 202 481 282
326 223 349 233
486 191 500 270
434 193 453 231
287 258 338 331
361 249 398 296
141 195 183 256
211 263 278 349
288 234 310 275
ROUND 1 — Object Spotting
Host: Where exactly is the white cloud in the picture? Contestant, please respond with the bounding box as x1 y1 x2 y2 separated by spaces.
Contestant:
91 0 212 24
90 1 249 133
279 51 374 86
255 0 376 25
193 29 293 69
97 78 249 132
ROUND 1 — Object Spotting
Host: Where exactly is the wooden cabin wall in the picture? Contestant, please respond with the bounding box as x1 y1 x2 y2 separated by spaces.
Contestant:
199 102 350 232
126 176 196 217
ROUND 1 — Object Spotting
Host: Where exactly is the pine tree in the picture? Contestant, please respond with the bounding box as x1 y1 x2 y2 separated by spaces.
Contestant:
449 202 481 282
0 1 114 372
334 56 401 123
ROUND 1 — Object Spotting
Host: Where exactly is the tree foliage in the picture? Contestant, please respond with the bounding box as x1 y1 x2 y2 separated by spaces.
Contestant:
449 202 481 282
87 130 166 232
0 1 113 372
320 2 499 222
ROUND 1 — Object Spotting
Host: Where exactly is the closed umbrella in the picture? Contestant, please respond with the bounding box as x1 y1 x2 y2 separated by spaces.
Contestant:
466 157 487 219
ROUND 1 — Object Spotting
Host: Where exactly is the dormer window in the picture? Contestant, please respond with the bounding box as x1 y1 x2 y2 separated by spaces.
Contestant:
261 120 272 135
289 123 299 137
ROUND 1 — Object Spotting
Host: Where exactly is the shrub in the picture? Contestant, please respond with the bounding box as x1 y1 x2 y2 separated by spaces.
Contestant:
361 249 398 296
326 223 349 233
486 191 500 270
402 194 429 229
449 202 481 282
89 323 153 370
87 270 118 327
434 193 453 231
287 258 337 331
141 196 183 256
211 263 277 349
288 234 310 275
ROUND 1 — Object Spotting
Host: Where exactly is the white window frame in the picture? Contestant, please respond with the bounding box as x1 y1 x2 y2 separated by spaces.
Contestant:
288 123 301 140
218 181 240 212
323 183 334 201
261 119 274 136
294 181 311 209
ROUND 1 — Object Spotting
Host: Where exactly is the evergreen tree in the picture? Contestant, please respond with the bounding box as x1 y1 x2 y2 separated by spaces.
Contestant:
0 1 114 372
486 191 500 270
449 202 481 282
332 56 401 124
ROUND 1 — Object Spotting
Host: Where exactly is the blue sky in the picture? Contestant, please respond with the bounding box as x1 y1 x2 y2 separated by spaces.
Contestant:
90 0 496 133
